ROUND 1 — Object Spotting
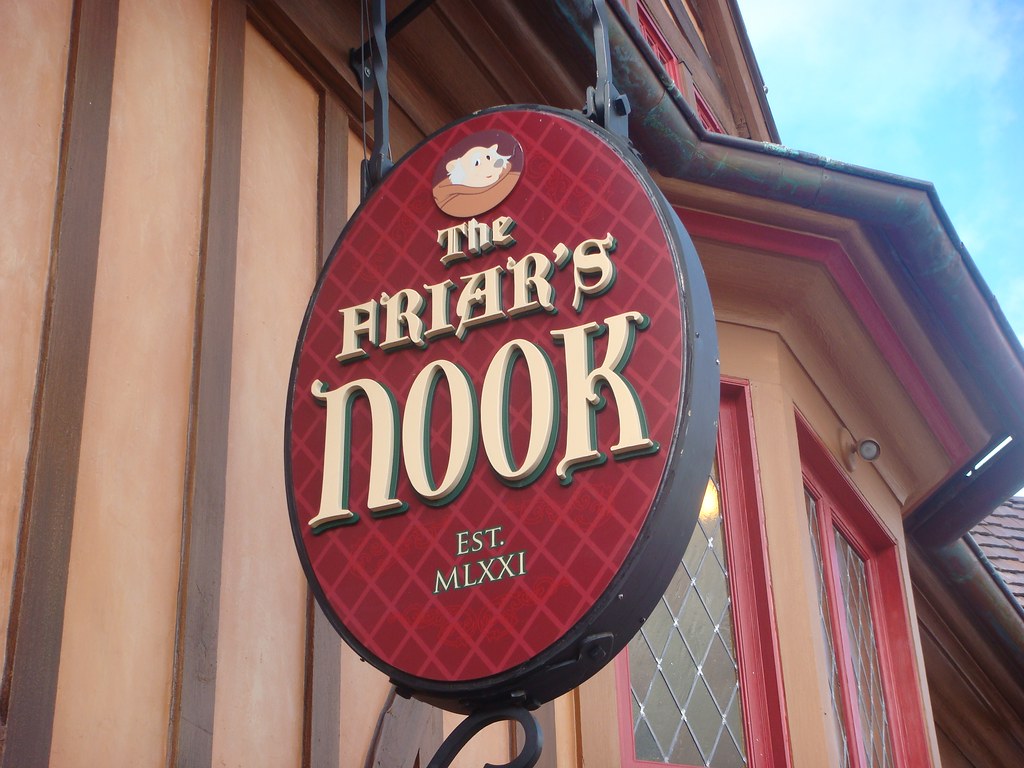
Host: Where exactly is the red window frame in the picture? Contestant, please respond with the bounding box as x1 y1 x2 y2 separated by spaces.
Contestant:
636 1 724 133
636 1 684 92
693 88 725 134
797 414 933 768
615 379 791 767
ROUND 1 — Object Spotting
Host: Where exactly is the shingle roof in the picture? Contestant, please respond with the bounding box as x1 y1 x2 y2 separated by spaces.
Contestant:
971 497 1024 606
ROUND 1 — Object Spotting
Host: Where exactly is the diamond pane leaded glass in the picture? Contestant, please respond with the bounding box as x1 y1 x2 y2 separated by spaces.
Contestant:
833 531 895 768
806 491 852 768
628 465 747 767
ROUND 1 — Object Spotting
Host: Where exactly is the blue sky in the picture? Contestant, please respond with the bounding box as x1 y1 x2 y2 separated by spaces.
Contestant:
737 0 1024 495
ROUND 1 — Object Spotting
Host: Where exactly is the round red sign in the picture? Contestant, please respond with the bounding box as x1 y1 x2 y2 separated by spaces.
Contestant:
286 106 718 712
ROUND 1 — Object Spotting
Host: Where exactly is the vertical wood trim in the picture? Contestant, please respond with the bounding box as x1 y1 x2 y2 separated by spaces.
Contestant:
538 703 558 768
304 92 351 768
167 1 246 765
570 689 585 768
365 691 444 768
522 701 557 768
320 96 352 265
0 1 118 764
307 607 341 767
716 380 792 767
418 703 443 765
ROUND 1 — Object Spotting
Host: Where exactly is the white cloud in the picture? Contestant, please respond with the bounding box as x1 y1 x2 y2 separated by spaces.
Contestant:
739 0 1022 147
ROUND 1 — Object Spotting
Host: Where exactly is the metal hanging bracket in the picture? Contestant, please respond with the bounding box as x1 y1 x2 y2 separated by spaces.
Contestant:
349 0 436 89
583 0 631 139
359 0 394 200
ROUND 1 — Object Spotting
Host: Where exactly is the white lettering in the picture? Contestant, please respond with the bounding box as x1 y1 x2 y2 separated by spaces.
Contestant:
309 378 405 532
481 340 558 486
403 361 478 504
550 311 657 483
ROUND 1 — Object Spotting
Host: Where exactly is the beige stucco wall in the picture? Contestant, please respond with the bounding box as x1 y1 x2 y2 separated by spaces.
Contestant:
209 22 319 767
0 0 74 672
50 0 210 764
442 714 513 768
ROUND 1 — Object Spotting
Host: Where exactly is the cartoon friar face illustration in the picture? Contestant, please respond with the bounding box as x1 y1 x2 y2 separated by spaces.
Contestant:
432 129 523 219
447 145 509 188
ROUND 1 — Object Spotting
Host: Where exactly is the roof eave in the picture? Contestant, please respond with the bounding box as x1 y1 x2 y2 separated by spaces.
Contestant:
552 0 1024 542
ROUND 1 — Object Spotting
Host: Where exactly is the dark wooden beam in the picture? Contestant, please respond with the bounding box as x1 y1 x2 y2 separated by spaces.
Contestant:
318 94 352 265
0 1 119 765
167 1 246 765
365 689 443 768
303 93 351 768
511 701 558 768
652 0 725 96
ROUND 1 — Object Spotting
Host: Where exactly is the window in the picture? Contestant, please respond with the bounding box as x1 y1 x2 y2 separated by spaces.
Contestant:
616 381 790 767
693 88 725 134
637 1 684 92
798 416 933 768
635 2 725 133
624 465 744 765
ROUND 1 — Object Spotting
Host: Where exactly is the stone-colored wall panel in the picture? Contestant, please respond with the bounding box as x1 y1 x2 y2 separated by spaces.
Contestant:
0 0 74 666
210 23 319 766
51 0 210 764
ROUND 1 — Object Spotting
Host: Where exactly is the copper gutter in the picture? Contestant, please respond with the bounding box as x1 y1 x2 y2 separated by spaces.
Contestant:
923 536 1024 676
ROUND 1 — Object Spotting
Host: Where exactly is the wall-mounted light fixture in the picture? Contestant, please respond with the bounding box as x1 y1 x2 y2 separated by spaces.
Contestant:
856 438 881 463
841 429 881 471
